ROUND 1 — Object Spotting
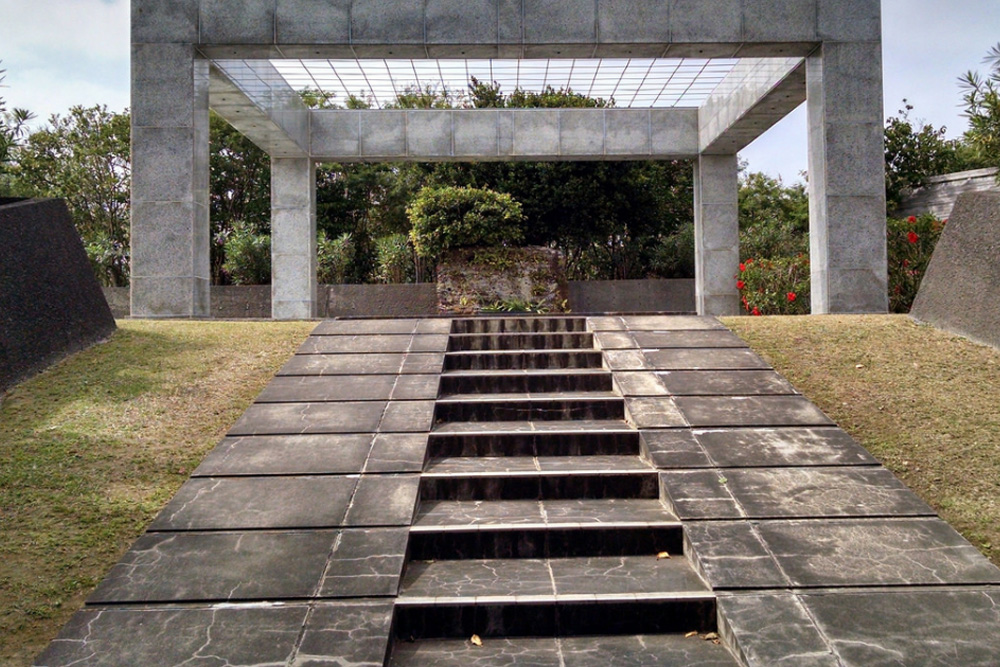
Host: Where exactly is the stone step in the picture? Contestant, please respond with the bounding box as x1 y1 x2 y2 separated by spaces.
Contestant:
389 632 737 666
439 368 613 394
443 348 604 371
434 393 624 422
427 427 639 458
407 524 684 560
419 470 659 501
447 331 595 351
412 498 678 531
425 454 651 476
451 317 588 334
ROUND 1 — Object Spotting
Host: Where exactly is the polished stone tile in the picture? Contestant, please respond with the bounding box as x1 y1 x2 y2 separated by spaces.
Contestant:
633 329 748 348
414 499 546 528
298 600 395 665
559 634 737 666
279 353 406 375
622 315 725 331
640 430 713 468
684 521 789 589
256 375 396 402
722 467 935 519
594 331 636 349
548 555 709 595
381 400 436 432
229 401 387 435
415 319 453 334
603 349 652 370
625 397 688 428
613 371 669 396
298 334 415 354
149 476 358 530
319 528 410 597
643 348 771 370
693 427 877 467
586 315 626 331
391 374 441 400
390 637 563 667
401 558 555 598
401 352 446 374
313 319 419 335
541 498 677 525
409 334 450 352
675 396 834 428
365 434 428 472
343 474 421 526
88 531 339 603
426 456 541 475
717 593 838 666
758 518 1000 587
802 589 1000 666
193 434 373 476
657 370 796 396
659 471 744 520
536 455 652 473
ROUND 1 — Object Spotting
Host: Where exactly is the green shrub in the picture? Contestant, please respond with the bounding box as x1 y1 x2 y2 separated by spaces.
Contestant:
408 185 524 260
649 223 695 279
84 235 130 287
372 233 415 284
317 231 354 284
222 221 270 284
737 255 811 316
887 213 946 313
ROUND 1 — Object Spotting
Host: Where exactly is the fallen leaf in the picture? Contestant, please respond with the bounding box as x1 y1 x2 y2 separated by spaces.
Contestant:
656 551 671 560
685 631 699 638
718 477 727 484
470 634 483 647
703 632 719 641
856 364 864 369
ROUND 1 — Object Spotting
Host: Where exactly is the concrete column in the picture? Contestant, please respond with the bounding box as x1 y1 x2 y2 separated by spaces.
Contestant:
271 158 317 320
694 154 740 316
129 42 211 317
807 41 888 313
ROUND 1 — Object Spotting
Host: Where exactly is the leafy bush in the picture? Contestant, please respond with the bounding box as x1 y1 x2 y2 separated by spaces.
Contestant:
887 214 946 313
372 233 415 284
317 231 354 284
408 186 524 260
85 236 130 287
649 223 695 279
738 172 809 260
222 221 271 285
736 255 811 316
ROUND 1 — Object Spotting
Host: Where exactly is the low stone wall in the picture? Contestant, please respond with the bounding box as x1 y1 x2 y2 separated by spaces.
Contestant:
896 167 999 220
104 279 696 319
2 199 116 391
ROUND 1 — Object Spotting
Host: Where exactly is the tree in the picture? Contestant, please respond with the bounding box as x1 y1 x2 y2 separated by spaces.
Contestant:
0 62 35 195
738 170 809 260
960 42 1000 176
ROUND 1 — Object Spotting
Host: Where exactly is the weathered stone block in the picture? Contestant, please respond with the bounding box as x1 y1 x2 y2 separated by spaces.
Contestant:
436 247 570 314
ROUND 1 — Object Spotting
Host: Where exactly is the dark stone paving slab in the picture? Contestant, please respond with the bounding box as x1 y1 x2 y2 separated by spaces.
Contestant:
612 371 669 396
382 400 436 432
625 397 687 428
319 528 410 597
365 433 429 472
391 374 442 400
548 555 709 596
692 427 877 467
684 521 790 589
634 330 748 348
256 375 440 402
149 476 358 530
801 588 1000 666
641 430 714 468
229 401 387 435
717 593 839 666
279 352 445 376
344 474 421 526
623 315 727 331
35 601 394 667
193 434 373 476
657 370 796 396
299 333 417 354
402 558 555 598
88 531 340 603
675 396 834 428
603 349 653 370
758 518 1000 587
642 348 771 370
390 637 564 666
313 319 422 335
661 468 935 520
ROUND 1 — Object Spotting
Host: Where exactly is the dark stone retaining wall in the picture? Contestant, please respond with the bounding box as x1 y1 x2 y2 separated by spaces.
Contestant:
103 279 696 319
1 199 116 392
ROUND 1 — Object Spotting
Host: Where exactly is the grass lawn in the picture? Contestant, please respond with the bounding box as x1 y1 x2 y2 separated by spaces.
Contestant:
2 314 998 664
723 314 1000 568
0 320 314 666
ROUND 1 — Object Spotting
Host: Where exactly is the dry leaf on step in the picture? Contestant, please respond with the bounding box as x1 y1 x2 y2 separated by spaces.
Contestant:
656 551 671 560
470 634 483 647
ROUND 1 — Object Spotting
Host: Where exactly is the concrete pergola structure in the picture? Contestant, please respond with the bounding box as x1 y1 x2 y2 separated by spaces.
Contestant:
131 0 887 320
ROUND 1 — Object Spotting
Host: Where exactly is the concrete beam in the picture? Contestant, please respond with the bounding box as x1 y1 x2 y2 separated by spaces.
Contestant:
209 62 309 157
310 108 699 161
180 0 880 60
699 58 807 155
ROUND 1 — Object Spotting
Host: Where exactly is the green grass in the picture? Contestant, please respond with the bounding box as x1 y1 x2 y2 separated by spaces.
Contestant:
0 320 313 666
723 314 1000 566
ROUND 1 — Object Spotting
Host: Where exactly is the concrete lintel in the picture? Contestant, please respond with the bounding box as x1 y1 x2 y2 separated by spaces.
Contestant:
309 108 700 161
209 63 309 158
699 58 807 155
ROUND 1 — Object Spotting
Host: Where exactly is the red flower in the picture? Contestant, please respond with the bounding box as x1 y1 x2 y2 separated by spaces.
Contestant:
902 259 910 267
745 258 753 265
942 218 948 225
787 292 797 302
738 263 746 272
907 216 917 224
751 307 761 316
907 231 919 244
736 280 745 289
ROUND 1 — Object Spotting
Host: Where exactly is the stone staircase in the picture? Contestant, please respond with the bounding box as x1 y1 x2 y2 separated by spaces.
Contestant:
389 316 736 665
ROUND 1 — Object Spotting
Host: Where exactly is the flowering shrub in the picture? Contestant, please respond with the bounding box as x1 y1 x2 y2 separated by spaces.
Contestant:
887 213 945 313
736 254 811 315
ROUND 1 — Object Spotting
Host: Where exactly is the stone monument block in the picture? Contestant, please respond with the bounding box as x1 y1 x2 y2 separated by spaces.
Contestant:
911 191 1000 348
1 198 116 391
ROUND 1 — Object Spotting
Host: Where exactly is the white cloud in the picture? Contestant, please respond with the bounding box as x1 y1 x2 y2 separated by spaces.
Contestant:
0 0 129 63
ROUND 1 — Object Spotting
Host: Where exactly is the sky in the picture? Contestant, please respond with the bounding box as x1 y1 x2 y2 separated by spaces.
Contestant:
1 0 998 184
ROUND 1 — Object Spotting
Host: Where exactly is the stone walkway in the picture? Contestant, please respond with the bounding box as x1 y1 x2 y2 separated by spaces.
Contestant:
35 315 1000 666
